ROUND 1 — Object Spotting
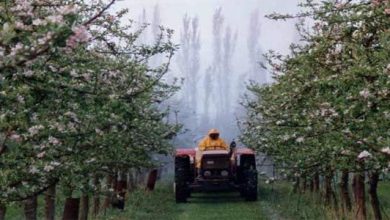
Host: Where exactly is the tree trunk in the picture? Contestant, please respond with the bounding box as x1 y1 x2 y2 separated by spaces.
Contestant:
45 185 56 220
103 175 114 210
113 179 127 210
300 176 307 192
293 176 300 193
352 174 358 202
324 174 332 205
128 169 137 192
309 178 314 192
79 195 89 220
369 172 381 220
354 173 366 220
93 176 100 217
313 173 320 193
24 195 38 220
146 169 158 191
62 198 80 220
0 203 6 220
340 170 352 213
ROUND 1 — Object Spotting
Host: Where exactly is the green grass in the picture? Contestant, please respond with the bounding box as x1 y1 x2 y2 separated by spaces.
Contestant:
378 181 390 219
99 183 266 220
259 180 390 220
4 180 390 220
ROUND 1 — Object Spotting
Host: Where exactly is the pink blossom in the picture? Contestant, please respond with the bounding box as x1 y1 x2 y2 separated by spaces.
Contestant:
32 19 47 26
66 26 91 48
46 15 63 24
371 0 382 6
12 0 33 16
10 43 24 56
15 21 25 29
335 3 344 9
60 5 77 15
37 151 46 158
107 15 116 22
48 136 60 145
9 133 22 142
385 8 390 15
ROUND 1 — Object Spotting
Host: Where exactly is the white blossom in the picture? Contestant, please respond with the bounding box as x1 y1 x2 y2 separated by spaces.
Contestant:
28 125 44 136
381 147 390 155
357 150 372 159
16 94 25 104
341 149 351 156
296 137 305 143
282 134 290 141
48 136 60 145
29 166 39 174
23 70 34 77
359 89 371 99
95 128 104 136
50 161 61 166
43 165 55 172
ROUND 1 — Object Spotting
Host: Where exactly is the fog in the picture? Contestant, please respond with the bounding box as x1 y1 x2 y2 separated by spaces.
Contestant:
113 0 302 147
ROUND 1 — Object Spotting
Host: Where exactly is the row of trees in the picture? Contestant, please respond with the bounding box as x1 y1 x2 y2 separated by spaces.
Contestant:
0 0 180 219
242 0 390 219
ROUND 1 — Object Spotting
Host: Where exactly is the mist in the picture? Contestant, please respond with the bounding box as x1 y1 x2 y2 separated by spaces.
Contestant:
113 0 302 147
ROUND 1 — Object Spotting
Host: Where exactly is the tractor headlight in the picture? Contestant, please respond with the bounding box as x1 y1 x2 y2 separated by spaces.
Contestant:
204 170 211 177
221 170 229 177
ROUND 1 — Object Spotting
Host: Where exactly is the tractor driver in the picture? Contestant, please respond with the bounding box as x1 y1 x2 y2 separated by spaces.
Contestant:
196 129 228 169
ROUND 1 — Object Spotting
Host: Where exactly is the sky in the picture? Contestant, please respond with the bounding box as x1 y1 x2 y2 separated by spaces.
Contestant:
114 0 302 58
112 0 304 143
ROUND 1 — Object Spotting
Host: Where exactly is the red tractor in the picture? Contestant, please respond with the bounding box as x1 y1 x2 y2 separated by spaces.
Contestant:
174 143 258 202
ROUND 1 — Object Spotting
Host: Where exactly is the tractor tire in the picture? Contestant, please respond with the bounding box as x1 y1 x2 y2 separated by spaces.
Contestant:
174 156 191 203
242 169 258 201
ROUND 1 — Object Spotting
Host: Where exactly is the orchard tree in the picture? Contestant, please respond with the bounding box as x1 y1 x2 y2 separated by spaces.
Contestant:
242 0 390 219
0 0 180 218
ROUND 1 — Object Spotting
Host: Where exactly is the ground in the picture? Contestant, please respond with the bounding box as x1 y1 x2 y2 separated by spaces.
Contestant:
6 180 390 220
99 180 390 220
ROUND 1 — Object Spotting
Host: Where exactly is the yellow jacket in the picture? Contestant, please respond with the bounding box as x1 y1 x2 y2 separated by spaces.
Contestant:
198 129 228 151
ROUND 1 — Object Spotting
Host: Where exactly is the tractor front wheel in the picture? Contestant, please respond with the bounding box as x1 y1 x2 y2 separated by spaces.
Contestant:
174 156 191 203
242 169 258 201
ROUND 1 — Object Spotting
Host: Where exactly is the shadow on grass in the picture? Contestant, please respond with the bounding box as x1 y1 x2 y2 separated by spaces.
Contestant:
187 192 245 204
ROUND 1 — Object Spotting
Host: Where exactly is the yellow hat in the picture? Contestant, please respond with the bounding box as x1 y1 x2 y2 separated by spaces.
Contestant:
208 129 220 135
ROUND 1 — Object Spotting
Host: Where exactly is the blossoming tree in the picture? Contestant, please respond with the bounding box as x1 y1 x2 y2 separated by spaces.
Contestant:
0 0 180 219
242 0 390 219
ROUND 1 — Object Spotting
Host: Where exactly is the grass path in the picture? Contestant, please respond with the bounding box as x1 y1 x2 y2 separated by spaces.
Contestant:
100 180 390 220
100 183 273 220
6 180 390 219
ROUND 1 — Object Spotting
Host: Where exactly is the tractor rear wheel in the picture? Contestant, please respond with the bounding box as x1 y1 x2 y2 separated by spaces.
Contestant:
242 169 258 201
174 156 191 203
